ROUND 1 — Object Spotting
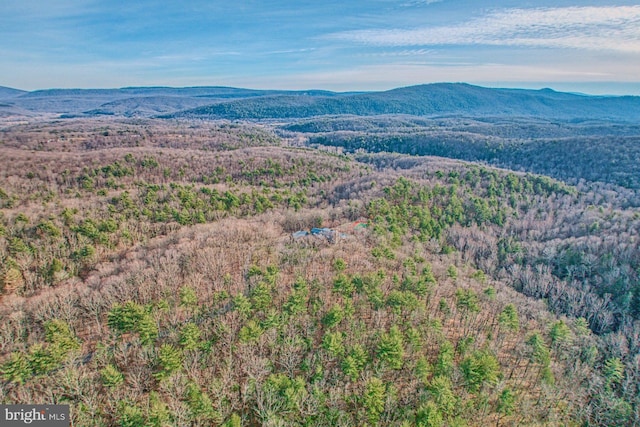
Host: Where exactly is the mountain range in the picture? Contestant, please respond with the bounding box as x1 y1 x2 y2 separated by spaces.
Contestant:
1 83 640 121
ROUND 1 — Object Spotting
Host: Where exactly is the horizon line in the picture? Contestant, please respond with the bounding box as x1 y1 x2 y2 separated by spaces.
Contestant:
3 81 640 97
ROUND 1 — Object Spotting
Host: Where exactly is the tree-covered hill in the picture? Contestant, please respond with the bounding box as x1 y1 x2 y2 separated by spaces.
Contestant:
169 83 640 121
0 118 638 426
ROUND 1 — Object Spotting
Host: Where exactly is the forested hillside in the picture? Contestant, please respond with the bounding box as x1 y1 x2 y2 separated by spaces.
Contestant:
294 116 640 190
0 119 638 426
170 84 640 121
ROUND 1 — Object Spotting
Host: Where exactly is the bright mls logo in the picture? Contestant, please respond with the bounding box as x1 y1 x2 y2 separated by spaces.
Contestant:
1 405 68 426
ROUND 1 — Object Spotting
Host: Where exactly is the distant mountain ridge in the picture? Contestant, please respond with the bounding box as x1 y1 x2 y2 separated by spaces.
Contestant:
169 83 640 121
18 86 345 99
0 85 352 117
1 83 639 121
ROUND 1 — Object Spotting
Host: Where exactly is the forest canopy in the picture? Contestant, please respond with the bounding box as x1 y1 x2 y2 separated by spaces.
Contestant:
0 117 638 426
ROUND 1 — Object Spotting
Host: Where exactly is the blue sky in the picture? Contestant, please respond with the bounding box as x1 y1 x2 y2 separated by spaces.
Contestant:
1 1 639 94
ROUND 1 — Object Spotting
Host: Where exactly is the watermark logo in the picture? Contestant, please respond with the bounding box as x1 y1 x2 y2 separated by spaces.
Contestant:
1 405 69 426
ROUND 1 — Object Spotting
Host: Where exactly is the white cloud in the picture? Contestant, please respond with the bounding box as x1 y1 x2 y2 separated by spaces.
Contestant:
328 6 640 53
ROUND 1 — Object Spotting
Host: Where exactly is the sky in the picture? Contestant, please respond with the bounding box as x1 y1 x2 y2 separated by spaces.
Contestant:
1 0 639 94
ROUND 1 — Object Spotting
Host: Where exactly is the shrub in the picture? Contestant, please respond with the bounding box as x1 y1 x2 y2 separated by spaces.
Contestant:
100 364 124 388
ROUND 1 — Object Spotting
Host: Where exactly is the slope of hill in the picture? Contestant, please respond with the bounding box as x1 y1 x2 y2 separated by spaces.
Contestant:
0 86 26 99
297 116 640 190
0 118 638 426
81 96 216 117
0 104 39 119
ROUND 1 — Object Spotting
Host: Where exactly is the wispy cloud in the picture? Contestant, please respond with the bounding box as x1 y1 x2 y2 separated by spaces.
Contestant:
0 0 92 19
262 48 317 56
400 0 443 6
152 51 243 62
357 48 435 58
328 6 640 53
